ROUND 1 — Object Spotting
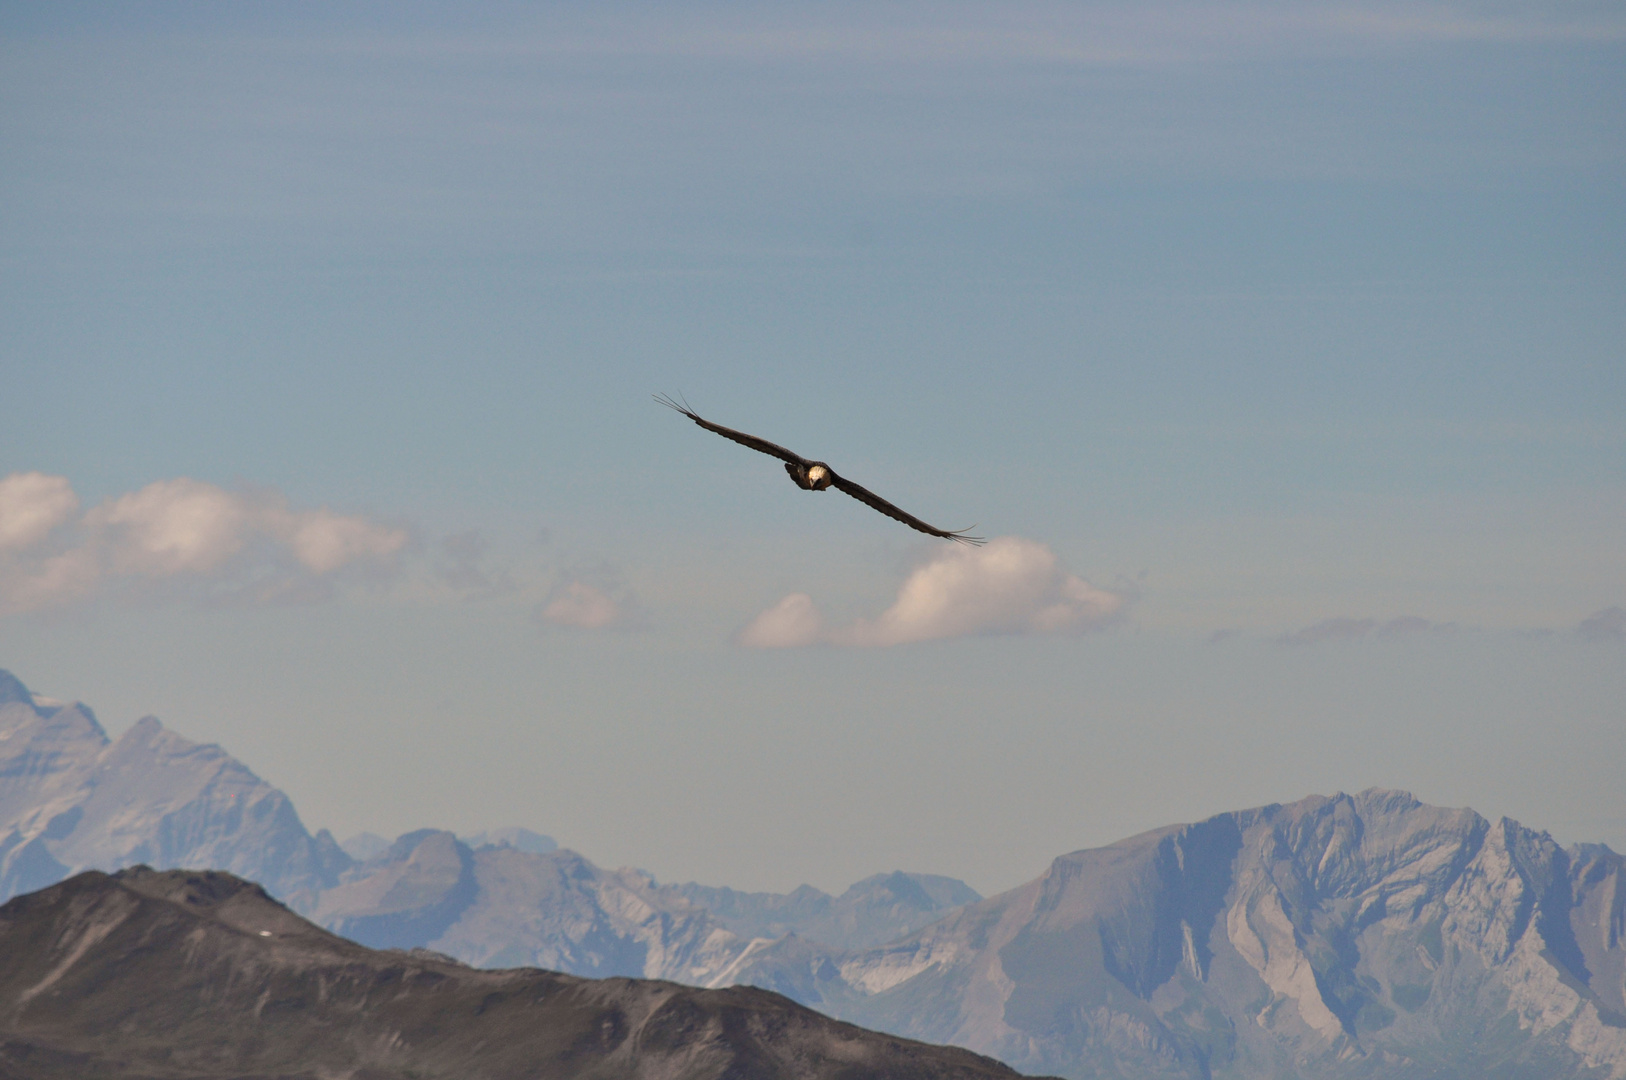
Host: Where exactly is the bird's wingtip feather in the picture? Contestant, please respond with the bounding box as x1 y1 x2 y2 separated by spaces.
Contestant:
653 392 696 417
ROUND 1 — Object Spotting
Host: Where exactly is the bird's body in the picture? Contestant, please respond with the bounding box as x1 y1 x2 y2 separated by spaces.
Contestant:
655 395 983 545
786 461 833 491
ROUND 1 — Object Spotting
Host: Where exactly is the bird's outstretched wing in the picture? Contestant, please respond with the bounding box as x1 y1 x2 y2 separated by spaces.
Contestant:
654 394 808 466
656 393 985 545
827 471 985 545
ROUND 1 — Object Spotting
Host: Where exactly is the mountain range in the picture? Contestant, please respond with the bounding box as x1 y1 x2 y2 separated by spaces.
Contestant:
0 668 978 963
2 666 1623 1078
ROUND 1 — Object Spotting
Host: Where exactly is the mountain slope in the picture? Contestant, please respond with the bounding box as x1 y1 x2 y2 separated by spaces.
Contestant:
0 669 349 907
721 791 1626 1080
0 866 1047 1080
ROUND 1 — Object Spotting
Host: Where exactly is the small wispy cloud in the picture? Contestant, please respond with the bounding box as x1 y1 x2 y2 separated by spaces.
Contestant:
535 565 646 632
1277 615 1454 646
0 472 407 614
737 593 825 649
737 536 1129 649
538 582 623 629
1576 606 1626 642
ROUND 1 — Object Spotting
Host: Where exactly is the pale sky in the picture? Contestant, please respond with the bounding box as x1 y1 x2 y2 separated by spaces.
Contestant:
2 1 1622 895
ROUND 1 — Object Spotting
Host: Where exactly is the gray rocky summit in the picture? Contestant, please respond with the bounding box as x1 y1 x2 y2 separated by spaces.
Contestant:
0 669 349 907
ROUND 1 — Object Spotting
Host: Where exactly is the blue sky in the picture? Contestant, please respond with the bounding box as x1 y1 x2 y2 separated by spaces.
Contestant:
2 1 1622 894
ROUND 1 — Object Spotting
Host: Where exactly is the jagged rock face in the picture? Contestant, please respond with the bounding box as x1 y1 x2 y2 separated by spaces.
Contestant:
0 670 349 908
721 790 1626 1080
0 867 1045 1080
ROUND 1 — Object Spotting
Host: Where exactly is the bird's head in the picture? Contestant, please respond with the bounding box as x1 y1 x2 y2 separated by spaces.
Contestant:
806 463 832 490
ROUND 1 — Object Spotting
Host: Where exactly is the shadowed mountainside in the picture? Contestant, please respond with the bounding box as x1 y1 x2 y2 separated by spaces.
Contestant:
0 866 1050 1080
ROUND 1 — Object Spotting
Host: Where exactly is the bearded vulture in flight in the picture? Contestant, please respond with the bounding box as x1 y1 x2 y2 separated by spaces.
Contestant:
656 395 984 545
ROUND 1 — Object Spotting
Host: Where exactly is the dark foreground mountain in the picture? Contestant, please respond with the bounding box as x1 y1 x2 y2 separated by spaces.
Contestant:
721 790 1626 1080
0 867 1047 1080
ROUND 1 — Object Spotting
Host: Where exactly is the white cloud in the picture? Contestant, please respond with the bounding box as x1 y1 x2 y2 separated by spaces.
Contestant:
736 593 825 649
738 537 1127 649
90 478 252 575
0 472 408 614
0 472 80 551
279 508 407 574
538 581 625 630
535 562 647 632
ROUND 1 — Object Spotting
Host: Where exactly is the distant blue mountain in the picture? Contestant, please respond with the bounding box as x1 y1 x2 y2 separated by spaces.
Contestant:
0 668 349 908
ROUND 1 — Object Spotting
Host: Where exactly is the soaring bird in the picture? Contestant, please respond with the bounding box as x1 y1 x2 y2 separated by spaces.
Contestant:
655 394 984 545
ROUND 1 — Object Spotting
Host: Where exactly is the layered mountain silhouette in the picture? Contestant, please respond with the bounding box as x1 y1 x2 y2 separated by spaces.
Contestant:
4 666 1624 1078
0 866 1038 1080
